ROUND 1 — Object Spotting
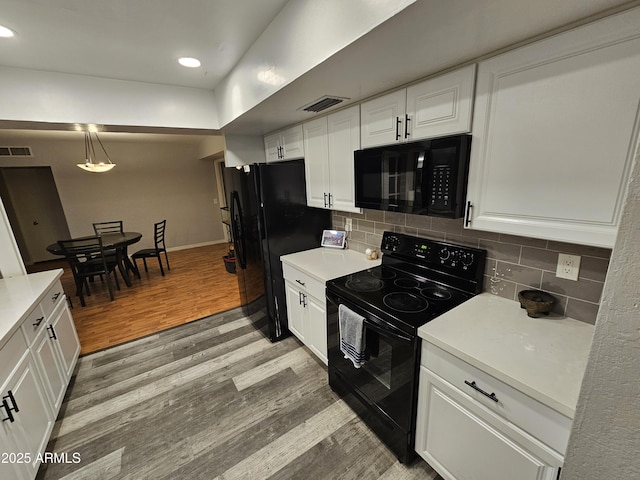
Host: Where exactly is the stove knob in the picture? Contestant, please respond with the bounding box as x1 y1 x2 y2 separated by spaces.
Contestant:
461 252 474 266
439 248 450 261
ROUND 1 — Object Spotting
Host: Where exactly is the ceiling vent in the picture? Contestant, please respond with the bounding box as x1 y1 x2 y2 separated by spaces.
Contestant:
299 96 349 113
0 146 33 157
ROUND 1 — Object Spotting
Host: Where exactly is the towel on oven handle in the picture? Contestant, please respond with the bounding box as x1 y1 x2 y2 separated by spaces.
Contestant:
339 304 366 368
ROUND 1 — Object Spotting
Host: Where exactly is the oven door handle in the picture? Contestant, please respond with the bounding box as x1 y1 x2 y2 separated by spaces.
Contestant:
363 317 413 343
327 291 415 343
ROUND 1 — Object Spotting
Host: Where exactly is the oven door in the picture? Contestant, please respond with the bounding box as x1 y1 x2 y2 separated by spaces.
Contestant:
326 290 419 433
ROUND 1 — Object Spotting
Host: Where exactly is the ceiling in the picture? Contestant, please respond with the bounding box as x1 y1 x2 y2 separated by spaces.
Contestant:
0 0 637 141
0 0 289 90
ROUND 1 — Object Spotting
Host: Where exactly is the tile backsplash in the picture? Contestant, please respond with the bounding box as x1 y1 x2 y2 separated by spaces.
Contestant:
332 209 611 325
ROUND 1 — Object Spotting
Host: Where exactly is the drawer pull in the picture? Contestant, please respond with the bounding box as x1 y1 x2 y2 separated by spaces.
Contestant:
52 292 62 301
33 316 45 327
48 325 58 340
295 279 306 286
2 390 19 423
464 380 499 403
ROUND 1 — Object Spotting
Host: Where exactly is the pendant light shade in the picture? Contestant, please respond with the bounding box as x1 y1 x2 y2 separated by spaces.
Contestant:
77 131 116 172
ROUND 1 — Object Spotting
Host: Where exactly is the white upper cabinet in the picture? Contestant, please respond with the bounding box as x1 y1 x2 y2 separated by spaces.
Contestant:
465 8 640 248
264 124 305 162
303 105 361 213
361 64 476 148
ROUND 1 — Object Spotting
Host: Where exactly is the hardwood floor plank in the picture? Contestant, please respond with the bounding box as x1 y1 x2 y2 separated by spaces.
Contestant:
58 448 123 480
28 243 241 355
232 347 315 391
54 337 272 437
210 400 357 480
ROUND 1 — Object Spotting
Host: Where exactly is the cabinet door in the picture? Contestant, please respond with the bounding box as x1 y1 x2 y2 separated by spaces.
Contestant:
305 294 328 365
406 64 475 141
264 132 282 163
32 325 66 414
1 353 53 480
281 125 305 160
0 433 27 480
416 368 561 480
285 281 305 342
328 105 362 213
466 10 640 247
360 89 406 148
49 302 80 380
303 117 330 209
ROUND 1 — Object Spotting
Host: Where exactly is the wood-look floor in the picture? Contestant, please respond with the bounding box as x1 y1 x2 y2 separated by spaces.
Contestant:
28 243 241 355
36 307 442 480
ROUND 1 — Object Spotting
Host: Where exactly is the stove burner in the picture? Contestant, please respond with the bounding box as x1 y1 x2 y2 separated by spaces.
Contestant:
345 275 384 292
421 286 453 301
371 268 397 280
394 278 420 289
383 292 429 313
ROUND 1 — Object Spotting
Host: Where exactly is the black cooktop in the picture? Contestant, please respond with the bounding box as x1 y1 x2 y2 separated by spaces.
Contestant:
327 265 473 333
326 232 487 334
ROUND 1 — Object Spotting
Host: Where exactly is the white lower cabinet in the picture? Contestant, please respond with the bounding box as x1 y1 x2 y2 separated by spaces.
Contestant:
31 300 80 414
0 272 80 480
416 342 565 480
283 263 328 364
1 341 54 480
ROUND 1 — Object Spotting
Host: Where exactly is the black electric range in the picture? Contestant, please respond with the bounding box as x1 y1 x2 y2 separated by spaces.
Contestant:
326 231 486 463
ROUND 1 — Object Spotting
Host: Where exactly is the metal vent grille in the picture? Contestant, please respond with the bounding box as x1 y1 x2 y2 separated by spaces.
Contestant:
0 146 33 157
300 96 349 113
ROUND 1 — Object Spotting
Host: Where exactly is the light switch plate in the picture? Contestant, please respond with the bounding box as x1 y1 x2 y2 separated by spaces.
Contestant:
556 253 581 281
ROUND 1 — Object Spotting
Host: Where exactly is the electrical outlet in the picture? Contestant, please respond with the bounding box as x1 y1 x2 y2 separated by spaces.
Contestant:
556 253 581 281
345 218 353 232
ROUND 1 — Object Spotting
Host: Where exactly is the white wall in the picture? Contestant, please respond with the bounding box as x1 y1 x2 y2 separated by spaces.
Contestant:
561 144 640 478
213 0 415 128
0 133 225 254
0 66 219 130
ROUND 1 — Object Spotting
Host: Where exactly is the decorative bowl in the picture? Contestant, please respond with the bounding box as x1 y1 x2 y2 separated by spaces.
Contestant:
517 290 556 318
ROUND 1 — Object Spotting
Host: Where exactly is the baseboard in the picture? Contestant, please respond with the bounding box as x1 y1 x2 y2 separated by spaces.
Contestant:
167 239 228 252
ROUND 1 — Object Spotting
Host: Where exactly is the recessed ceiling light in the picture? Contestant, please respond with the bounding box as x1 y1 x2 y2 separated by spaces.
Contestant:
0 25 15 38
178 57 201 68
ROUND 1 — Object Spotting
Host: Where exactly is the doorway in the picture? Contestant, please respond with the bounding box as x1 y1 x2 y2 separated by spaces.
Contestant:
0 167 71 265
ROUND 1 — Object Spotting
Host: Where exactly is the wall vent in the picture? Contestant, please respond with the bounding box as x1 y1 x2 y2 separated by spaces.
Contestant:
0 146 33 157
299 96 349 113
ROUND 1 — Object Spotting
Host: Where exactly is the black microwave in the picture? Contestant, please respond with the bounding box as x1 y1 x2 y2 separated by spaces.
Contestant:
354 134 471 218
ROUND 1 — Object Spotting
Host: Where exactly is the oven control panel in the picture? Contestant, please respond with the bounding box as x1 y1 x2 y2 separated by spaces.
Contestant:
380 231 485 275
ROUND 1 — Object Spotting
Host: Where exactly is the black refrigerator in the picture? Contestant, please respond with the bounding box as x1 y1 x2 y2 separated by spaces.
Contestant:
223 160 331 341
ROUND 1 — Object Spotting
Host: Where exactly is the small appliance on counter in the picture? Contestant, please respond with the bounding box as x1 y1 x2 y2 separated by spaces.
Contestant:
326 231 486 462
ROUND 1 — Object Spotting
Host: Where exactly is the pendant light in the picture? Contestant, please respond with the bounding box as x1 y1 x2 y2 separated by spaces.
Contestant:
77 131 116 172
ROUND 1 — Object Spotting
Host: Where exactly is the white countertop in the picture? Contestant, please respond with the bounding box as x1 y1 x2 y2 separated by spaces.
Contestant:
0 269 63 347
281 247 381 282
418 293 595 418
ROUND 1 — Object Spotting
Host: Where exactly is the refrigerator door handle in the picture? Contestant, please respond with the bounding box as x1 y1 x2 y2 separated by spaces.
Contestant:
230 191 247 269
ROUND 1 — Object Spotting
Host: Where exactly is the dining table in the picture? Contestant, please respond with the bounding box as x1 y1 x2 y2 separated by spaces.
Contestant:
47 232 142 287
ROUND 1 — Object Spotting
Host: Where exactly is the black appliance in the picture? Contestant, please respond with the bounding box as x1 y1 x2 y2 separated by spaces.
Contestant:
223 160 331 341
354 134 471 218
326 231 486 463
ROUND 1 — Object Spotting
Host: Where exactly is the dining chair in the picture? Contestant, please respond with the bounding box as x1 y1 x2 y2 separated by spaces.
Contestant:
131 220 170 276
92 220 124 235
58 236 121 307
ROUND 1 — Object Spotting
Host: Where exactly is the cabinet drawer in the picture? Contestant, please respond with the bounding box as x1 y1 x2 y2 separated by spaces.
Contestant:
421 342 572 454
20 304 47 347
282 263 325 300
40 280 64 318
0 331 28 388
